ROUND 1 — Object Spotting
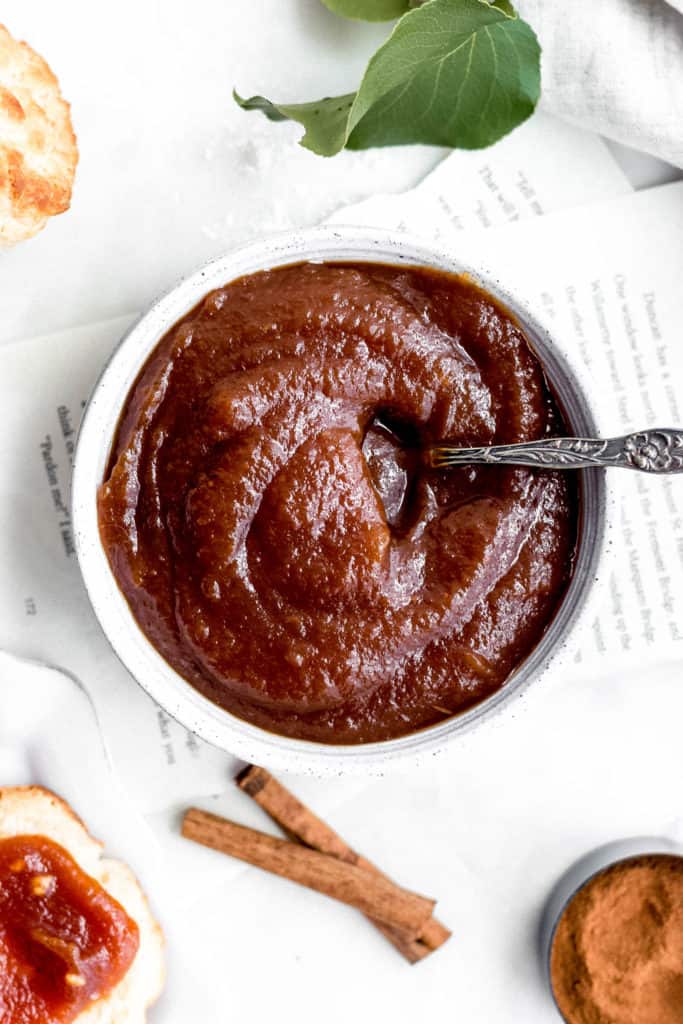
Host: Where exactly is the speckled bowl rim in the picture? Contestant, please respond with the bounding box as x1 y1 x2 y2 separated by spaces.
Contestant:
542 836 683 1022
72 225 616 775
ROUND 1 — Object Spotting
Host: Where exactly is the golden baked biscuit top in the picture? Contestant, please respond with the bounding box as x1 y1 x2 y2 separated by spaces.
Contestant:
0 23 78 245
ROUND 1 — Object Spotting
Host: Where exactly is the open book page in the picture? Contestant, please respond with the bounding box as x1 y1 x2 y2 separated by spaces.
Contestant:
329 112 632 235
460 184 683 673
337 179 683 672
0 117 635 824
0 317 239 813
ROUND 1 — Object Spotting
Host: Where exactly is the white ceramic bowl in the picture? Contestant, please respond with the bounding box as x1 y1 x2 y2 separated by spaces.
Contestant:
72 226 613 774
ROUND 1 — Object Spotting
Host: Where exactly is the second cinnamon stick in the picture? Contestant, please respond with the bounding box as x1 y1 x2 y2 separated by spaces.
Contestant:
182 807 435 940
237 764 451 961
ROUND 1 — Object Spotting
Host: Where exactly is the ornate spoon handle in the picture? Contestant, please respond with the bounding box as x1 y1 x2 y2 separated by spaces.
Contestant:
429 428 683 473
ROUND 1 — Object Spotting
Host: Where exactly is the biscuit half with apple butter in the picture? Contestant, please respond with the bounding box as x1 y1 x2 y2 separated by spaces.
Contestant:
0 786 164 1024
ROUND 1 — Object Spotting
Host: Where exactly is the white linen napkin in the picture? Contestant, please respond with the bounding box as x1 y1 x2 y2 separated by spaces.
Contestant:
517 0 683 167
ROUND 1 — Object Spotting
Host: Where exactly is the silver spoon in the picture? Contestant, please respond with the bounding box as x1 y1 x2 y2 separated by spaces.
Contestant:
428 428 683 473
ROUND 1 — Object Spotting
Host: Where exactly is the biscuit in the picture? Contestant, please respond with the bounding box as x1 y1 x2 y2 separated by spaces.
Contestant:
0 24 78 245
0 785 165 1023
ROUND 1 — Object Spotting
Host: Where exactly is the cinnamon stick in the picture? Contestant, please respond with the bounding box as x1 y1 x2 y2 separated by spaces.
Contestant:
182 807 435 940
236 764 451 962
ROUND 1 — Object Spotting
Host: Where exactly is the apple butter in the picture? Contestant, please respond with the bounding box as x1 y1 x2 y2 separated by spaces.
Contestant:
0 835 139 1023
99 262 578 743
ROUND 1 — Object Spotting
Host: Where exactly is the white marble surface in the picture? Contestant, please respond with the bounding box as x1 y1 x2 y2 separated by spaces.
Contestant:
0 1 444 344
1 4 682 1023
1 1 679 346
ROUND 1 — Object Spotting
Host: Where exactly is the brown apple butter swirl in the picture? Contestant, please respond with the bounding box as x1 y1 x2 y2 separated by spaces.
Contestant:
98 262 577 743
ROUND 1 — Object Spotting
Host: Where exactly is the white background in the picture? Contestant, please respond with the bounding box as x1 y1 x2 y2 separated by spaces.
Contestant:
1 3 682 1023
1 0 680 346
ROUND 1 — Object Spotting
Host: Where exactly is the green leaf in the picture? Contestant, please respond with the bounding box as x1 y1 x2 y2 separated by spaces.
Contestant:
488 0 516 15
321 0 412 20
233 91 355 156
347 0 540 150
234 0 540 156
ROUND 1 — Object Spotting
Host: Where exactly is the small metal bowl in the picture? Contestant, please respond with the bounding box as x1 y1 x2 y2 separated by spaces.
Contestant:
72 226 614 774
541 836 683 1021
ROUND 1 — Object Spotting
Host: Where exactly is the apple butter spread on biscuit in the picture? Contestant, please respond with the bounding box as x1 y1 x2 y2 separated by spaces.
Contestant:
98 262 578 742
0 835 139 1023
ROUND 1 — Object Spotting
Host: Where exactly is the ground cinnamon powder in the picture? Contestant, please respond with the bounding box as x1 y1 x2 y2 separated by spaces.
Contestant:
550 855 683 1024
